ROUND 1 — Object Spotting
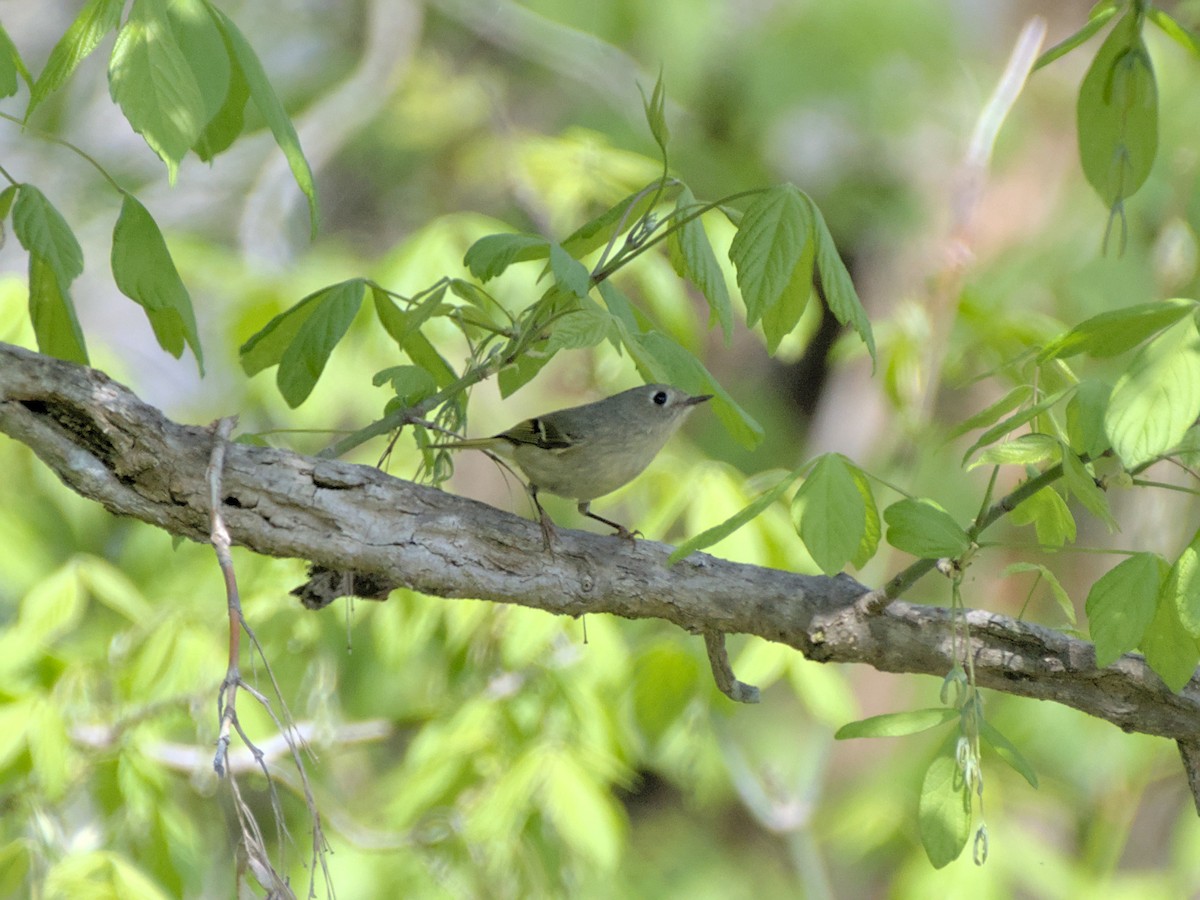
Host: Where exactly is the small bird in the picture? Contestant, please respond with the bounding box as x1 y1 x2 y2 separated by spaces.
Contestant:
431 384 712 541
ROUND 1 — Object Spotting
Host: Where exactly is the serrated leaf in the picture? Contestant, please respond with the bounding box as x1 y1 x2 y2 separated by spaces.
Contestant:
1085 552 1165 667
809 194 875 361
669 187 732 340
961 387 1075 465
204 1 318 235
1066 379 1112 457
463 233 549 281
275 280 365 406
12 184 84 284
28 0 124 112
967 433 1060 470
112 193 203 372
560 187 669 262
1033 3 1119 70
1003 561 1076 625
1009 486 1076 548
849 466 881 568
1168 529 1200 639
545 299 613 352
1077 10 1158 210
669 470 800 563
549 242 591 299
728 185 814 328
919 751 971 869
109 0 209 181
834 708 958 739
883 499 970 559
1062 450 1116 530
791 454 865 576
979 720 1039 788
1141 588 1200 692
948 384 1033 440
0 21 31 98
1038 298 1196 361
1104 318 1200 467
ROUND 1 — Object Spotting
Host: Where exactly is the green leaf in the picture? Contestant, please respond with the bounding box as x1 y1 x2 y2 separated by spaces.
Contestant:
1148 8 1200 58
849 466 881 568
549 242 592 299
167 0 231 126
463 233 549 281
545 299 614 352
498 346 554 398
947 384 1033 440
967 433 1060 470
961 387 1075 465
1062 450 1116 530
372 365 437 407
728 185 814 329
373 284 447 353
109 0 209 181
1004 561 1076 625
1033 3 1119 70
1168 528 1200 639
192 23 249 161
1077 10 1158 210
402 331 457 388
27 255 88 363
791 454 866 576
204 1 318 236
919 750 971 869
560 187 670 262
809 194 875 361
111 193 203 372
883 499 971 559
634 642 701 741
1104 318 1200 467
639 67 669 154
1009 486 1076 548
834 708 958 739
276 280 365 406
1038 298 1196 361
0 21 31 98
28 0 124 112
668 470 801 563
668 187 733 340
12 184 84 284
760 239 814 354
979 720 1039 789
1141 588 1200 692
1085 552 1166 667
28 698 71 800
1066 379 1112 457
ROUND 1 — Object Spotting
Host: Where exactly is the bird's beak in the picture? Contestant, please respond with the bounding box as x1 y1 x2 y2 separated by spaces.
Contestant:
686 393 714 406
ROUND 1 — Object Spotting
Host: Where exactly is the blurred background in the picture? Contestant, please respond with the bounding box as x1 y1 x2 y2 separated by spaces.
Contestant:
2 0 1200 896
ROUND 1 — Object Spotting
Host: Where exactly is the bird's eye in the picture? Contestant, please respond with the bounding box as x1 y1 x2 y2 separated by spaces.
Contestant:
652 390 668 406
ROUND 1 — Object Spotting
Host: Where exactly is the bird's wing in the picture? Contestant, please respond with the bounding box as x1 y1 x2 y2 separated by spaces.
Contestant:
502 416 575 450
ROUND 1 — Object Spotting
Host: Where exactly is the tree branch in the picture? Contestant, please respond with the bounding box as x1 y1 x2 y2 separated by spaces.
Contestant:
2 342 1199 763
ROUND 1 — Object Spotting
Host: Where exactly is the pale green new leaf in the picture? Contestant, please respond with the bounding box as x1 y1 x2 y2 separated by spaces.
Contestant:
947 384 1033 440
791 453 866 576
1104 318 1200 467
919 751 971 869
979 720 1039 789
849 465 881 568
1141 588 1200 692
560 187 670 261
1167 528 1200 639
0 20 31 98
1009 486 1076 548
961 386 1075 465
1066 379 1111 457
1038 298 1196 361
1033 2 1119 71
463 233 549 281
1077 10 1158 209
549 242 592 299
204 1 318 235
669 470 800 563
1148 8 1200 58
883 499 970 559
545 299 613 352
27 0 122 112
639 67 669 155
1085 552 1165 667
834 708 958 739
109 0 208 181
728 185 814 328
1062 450 1116 530
967 433 1060 470
111 193 203 372
1003 561 1076 625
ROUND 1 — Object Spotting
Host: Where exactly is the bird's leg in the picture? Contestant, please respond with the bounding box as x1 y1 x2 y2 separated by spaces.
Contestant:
578 501 640 541
529 484 557 551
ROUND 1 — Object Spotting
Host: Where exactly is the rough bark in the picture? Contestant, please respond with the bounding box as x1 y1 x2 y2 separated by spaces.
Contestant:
2 341 1199 794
